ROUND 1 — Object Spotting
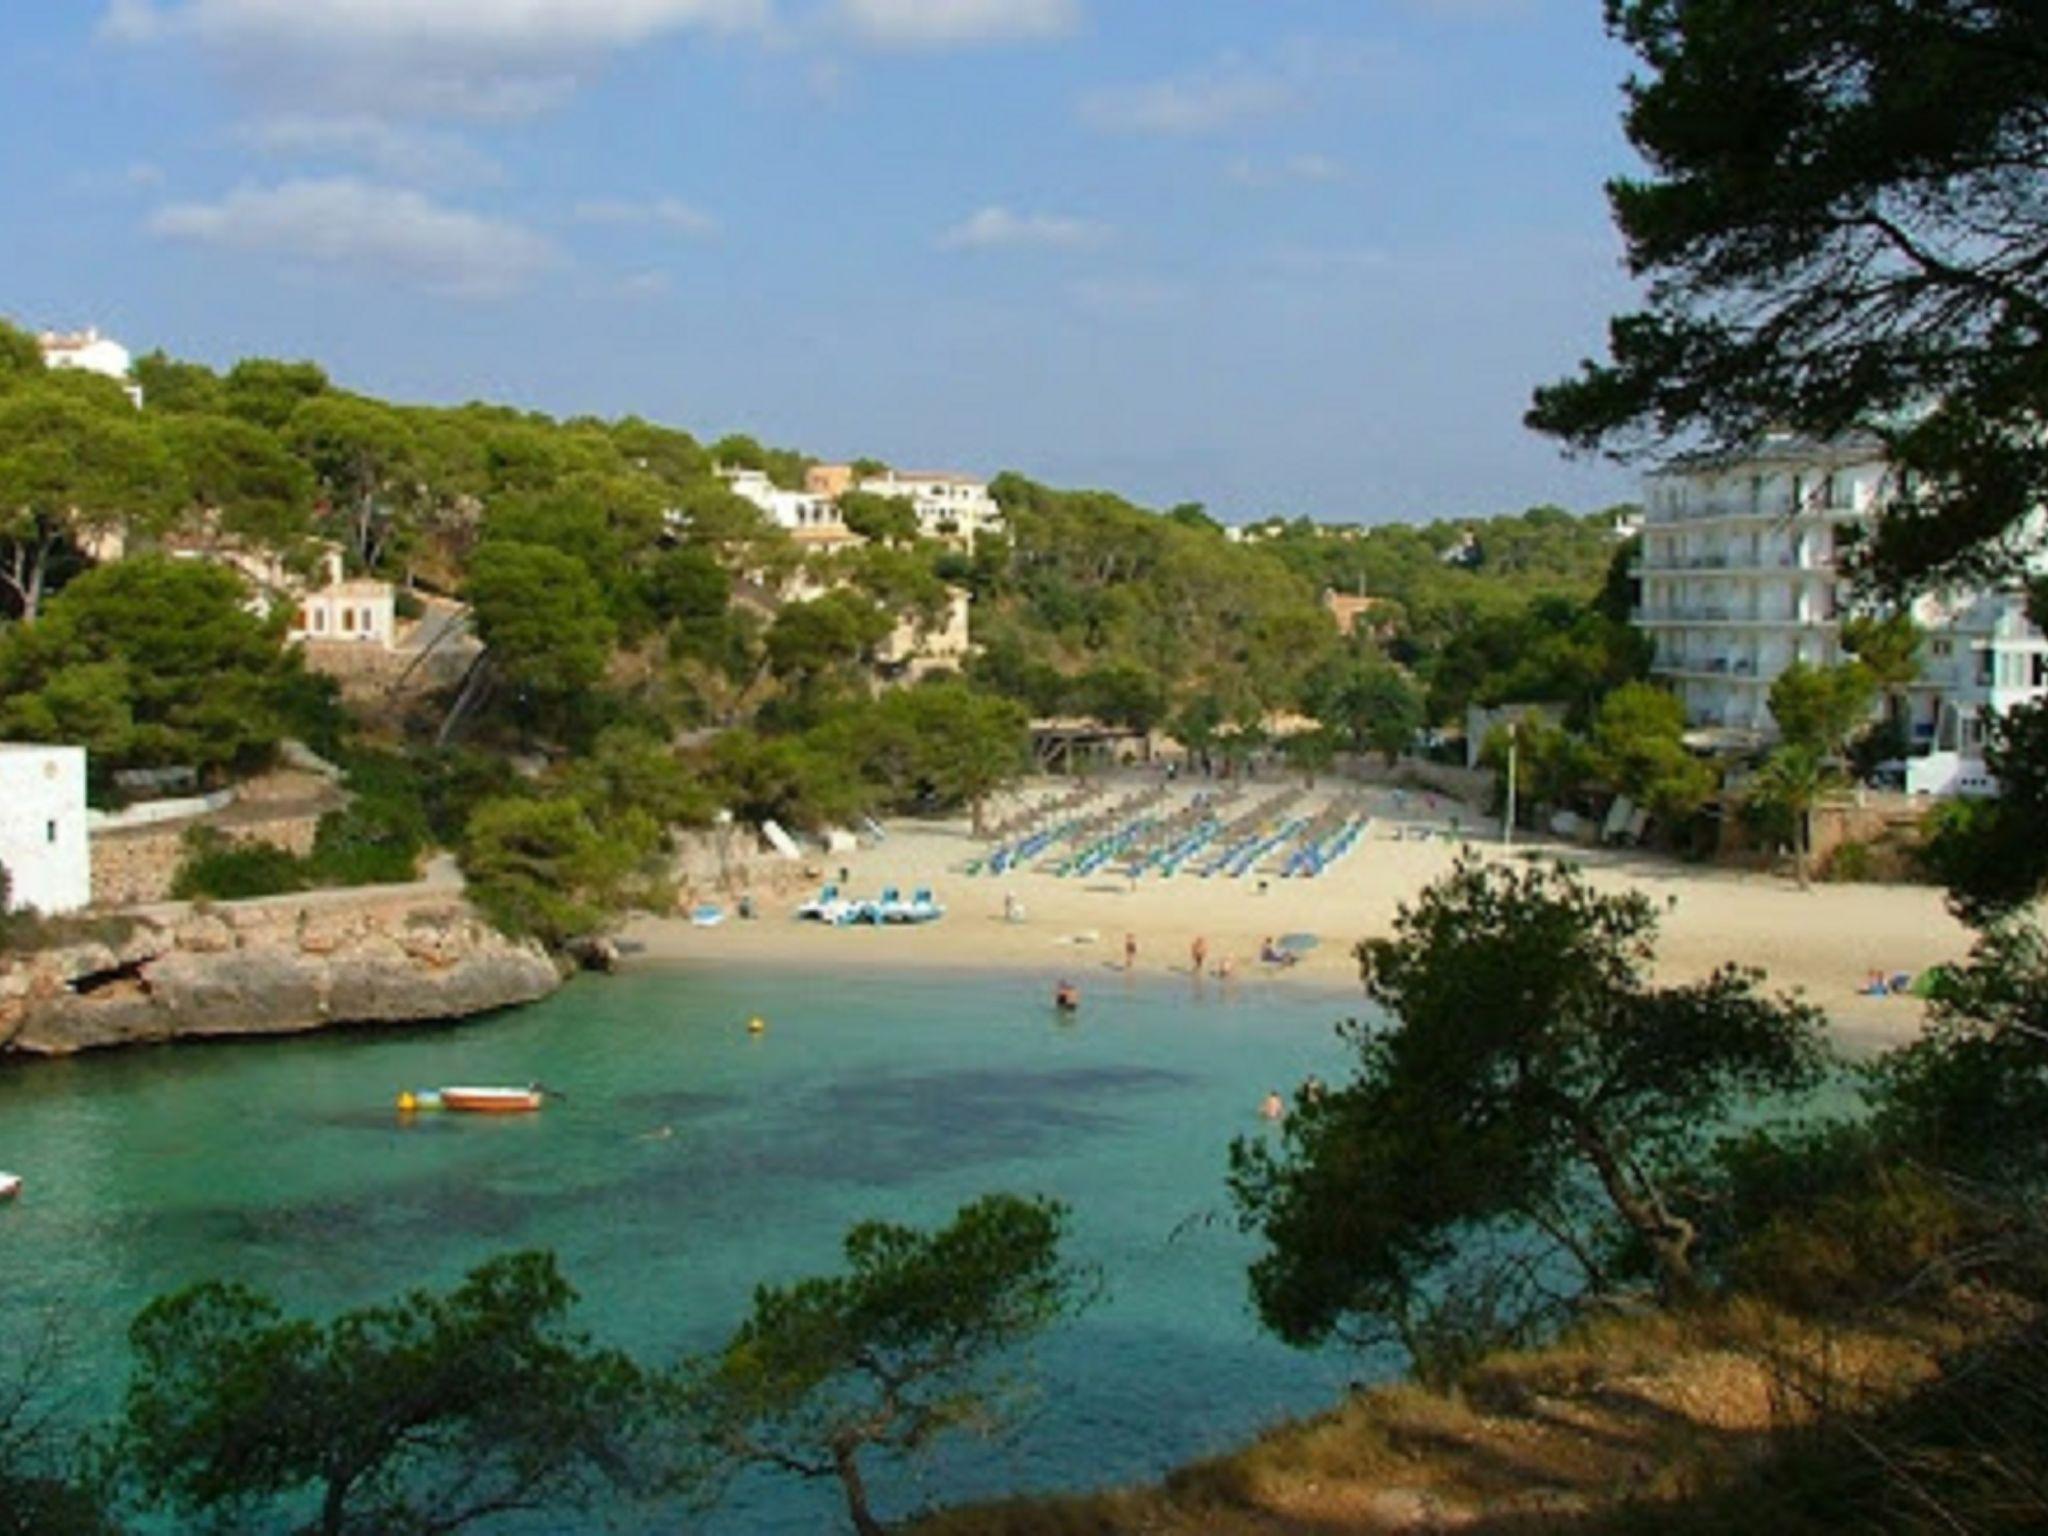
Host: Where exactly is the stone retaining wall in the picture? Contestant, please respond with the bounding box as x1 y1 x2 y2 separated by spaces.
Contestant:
90 812 323 907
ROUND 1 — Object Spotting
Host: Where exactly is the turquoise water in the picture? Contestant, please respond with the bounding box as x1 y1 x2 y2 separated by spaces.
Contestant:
0 965 1368 1531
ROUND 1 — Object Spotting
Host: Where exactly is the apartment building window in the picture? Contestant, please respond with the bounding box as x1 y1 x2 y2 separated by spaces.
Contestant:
1931 639 1952 659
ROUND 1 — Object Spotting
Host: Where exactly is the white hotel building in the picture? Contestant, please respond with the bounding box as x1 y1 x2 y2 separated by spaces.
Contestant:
1636 435 2047 781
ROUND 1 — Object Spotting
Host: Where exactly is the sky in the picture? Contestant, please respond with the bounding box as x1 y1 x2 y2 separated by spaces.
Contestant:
0 1 1648 523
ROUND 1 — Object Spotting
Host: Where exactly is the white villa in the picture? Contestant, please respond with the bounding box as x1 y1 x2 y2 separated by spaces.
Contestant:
293 578 397 648
38 326 142 407
719 467 859 550
859 470 1004 544
805 464 1005 546
1636 433 2048 787
0 745 91 915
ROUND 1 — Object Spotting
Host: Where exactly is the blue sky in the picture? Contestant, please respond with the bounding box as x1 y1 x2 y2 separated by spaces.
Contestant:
1 1 1645 522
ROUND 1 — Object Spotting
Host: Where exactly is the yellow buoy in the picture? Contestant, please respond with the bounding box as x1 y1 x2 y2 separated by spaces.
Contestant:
397 1091 418 1112
747 1016 766 1035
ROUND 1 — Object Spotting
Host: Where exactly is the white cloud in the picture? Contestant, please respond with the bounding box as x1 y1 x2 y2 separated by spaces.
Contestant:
619 269 674 298
1080 63 1293 136
1225 152 1347 189
239 114 502 185
937 206 1106 252
103 0 770 117
148 178 556 296
836 0 1077 48
573 196 721 239
1084 39 1400 137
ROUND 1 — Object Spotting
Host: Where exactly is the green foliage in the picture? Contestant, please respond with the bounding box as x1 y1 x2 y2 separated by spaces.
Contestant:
0 319 42 388
1590 682 1715 822
763 589 891 711
1423 596 1649 727
0 556 301 789
159 412 315 549
459 794 659 948
307 756 431 887
1479 717 1592 818
837 490 921 545
1767 662 1878 758
564 727 714 831
1870 920 2048 1188
1918 700 2048 923
169 828 308 901
609 416 710 486
284 393 420 571
484 471 667 637
466 540 617 722
680 1194 1095 1536
1529 0 2048 600
1305 656 1424 763
1839 613 1923 692
707 432 808 489
1745 744 1837 888
976 475 1335 720
222 357 328 432
1708 1122 1968 1316
115 1251 647 1536
0 377 181 618
1230 859 1828 1356
131 349 226 415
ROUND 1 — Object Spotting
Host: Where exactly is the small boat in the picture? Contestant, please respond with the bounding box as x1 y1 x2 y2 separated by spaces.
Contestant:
0 1172 21 1201
439 1086 545 1114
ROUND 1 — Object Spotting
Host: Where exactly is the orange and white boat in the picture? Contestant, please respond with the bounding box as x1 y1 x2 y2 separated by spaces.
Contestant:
439 1086 545 1114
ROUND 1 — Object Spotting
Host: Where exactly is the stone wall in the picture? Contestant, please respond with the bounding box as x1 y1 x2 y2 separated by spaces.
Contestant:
90 811 324 907
1717 791 1932 880
0 891 562 1057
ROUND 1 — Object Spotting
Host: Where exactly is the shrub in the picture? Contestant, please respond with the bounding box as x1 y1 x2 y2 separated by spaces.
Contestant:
169 828 308 901
1824 839 1874 883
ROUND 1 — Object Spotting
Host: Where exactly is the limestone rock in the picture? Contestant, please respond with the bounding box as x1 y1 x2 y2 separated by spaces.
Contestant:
1 894 564 1058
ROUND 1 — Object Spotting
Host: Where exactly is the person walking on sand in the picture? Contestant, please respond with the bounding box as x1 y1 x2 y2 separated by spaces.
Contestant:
1124 932 1137 971
1191 935 1208 975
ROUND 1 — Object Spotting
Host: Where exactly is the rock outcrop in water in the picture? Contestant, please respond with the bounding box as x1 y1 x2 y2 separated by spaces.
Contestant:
0 894 563 1057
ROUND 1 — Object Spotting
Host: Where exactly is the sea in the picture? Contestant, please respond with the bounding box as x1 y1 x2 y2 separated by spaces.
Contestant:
0 963 1373 1531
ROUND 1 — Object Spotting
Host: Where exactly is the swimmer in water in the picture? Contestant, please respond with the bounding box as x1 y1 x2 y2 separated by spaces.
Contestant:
1260 1090 1285 1121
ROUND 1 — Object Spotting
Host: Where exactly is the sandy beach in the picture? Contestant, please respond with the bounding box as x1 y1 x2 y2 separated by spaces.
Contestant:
623 777 1984 1056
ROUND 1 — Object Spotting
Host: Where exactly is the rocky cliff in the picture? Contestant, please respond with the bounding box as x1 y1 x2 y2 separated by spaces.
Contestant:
0 894 563 1056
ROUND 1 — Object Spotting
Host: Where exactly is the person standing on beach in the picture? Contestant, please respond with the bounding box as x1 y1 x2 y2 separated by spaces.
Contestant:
1191 935 1208 975
1124 932 1137 970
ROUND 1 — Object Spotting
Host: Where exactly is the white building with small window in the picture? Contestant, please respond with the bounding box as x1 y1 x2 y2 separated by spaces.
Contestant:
37 326 142 407
0 745 91 914
292 580 397 647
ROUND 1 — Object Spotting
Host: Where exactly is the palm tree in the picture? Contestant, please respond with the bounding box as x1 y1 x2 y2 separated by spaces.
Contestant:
1748 744 1833 889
